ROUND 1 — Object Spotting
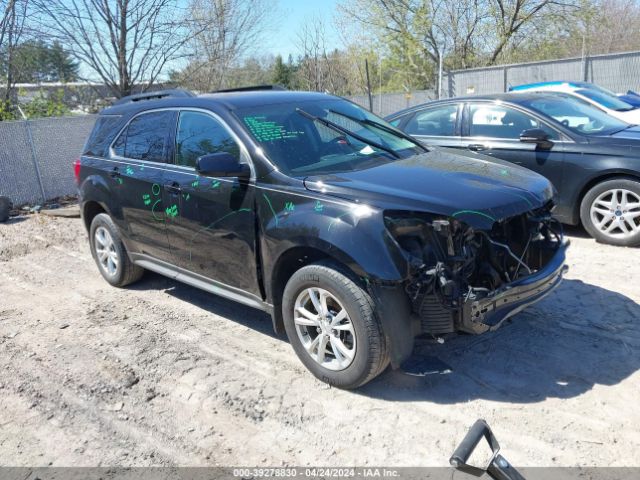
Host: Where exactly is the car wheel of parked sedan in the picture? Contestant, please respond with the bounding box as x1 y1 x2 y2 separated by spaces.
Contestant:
581 178 640 246
282 261 389 389
89 213 144 287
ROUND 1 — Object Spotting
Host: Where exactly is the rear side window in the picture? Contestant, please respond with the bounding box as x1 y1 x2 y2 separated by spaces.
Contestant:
112 110 174 162
83 115 122 157
405 105 458 136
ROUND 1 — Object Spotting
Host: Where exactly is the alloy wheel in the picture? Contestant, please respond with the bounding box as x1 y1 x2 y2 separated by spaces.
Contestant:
94 226 119 277
293 287 356 371
590 188 640 240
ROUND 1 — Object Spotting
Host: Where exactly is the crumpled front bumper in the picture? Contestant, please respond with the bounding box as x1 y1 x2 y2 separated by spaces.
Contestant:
459 239 569 334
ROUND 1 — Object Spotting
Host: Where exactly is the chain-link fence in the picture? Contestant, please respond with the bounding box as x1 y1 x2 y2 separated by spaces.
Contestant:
443 50 640 97
346 90 436 117
0 115 96 206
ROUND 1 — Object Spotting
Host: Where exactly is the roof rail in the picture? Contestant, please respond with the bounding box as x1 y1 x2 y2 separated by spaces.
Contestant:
211 85 287 93
113 88 196 106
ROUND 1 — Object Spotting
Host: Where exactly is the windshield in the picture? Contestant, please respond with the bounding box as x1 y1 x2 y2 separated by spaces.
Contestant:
235 99 421 176
520 95 630 135
576 88 635 111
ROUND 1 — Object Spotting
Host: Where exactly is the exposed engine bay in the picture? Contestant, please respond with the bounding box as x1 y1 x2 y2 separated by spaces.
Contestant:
385 203 565 335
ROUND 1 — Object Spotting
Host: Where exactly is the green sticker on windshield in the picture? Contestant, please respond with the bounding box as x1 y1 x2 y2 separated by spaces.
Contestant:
244 116 303 142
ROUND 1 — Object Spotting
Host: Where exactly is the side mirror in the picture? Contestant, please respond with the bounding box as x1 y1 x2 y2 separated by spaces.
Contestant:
196 152 250 178
519 128 552 147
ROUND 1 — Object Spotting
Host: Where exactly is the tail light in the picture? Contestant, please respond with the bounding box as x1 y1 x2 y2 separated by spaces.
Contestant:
73 158 81 184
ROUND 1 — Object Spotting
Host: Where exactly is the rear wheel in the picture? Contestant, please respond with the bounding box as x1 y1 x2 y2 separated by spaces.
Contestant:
580 179 640 247
282 262 389 389
89 213 144 287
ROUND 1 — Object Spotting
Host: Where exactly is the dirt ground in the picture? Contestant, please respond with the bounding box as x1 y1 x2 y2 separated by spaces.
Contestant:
0 213 639 468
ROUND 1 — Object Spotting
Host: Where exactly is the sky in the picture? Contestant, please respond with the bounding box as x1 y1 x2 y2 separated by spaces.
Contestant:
267 0 343 60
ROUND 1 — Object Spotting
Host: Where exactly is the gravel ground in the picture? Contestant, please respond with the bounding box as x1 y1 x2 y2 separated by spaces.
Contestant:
0 213 639 468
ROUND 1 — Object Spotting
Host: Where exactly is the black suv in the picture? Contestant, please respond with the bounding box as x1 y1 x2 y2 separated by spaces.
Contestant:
77 88 567 389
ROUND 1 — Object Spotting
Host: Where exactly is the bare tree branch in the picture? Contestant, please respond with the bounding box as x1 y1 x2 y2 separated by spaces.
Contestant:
31 0 204 97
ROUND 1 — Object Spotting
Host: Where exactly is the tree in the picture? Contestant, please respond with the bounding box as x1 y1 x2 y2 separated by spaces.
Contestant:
338 0 578 83
272 55 292 88
176 0 275 92
487 0 577 64
0 0 28 118
32 0 200 97
4 40 78 83
294 17 358 94
48 41 79 82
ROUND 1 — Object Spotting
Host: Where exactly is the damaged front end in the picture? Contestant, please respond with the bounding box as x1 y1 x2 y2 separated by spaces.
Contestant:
385 203 568 336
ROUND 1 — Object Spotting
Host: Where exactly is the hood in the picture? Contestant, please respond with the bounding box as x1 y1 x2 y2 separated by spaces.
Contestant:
606 125 640 141
303 148 554 230
587 126 640 151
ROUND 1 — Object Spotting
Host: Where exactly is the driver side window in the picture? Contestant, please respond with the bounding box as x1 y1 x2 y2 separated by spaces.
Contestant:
469 104 558 140
175 111 240 168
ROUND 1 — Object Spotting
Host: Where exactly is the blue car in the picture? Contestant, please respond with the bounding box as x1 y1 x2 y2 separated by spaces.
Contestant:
619 90 640 108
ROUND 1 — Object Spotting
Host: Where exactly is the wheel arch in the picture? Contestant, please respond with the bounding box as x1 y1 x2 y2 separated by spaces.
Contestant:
82 200 108 232
268 244 368 334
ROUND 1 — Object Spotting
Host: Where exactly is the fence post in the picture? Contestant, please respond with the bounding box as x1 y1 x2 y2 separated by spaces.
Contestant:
583 55 589 82
23 117 47 203
503 66 509 92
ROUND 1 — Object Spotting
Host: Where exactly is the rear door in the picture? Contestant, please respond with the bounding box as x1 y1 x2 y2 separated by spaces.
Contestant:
395 102 464 149
462 101 566 190
162 109 261 297
110 109 176 263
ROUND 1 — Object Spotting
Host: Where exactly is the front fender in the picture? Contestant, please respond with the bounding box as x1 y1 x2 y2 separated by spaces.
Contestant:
258 188 408 288
257 187 415 367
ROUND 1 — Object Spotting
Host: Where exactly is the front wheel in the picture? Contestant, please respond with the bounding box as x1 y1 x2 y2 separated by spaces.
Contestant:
282 262 389 389
580 179 640 247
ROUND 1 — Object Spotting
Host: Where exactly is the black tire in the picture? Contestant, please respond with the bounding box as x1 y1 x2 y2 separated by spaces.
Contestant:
89 213 144 287
282 261 389 389
580 178 640 247
0 196 11 223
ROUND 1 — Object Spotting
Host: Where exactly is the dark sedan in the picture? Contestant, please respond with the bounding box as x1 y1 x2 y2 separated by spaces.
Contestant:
386 92 640 246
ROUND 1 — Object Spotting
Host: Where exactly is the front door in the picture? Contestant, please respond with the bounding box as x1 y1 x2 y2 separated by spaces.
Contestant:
463 102 565 191
163 110 260 297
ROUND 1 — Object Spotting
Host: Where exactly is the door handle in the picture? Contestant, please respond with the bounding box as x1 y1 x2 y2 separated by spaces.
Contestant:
110 167 121 178
467 144 487 152
164 182 181 194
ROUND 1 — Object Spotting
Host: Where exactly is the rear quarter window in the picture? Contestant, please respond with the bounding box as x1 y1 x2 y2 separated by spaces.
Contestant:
82 115 123 157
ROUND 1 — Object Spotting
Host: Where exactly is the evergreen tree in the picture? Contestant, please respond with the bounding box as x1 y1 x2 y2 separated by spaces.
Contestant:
1 40 79 83
48 41 79 82
272 55 291 88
